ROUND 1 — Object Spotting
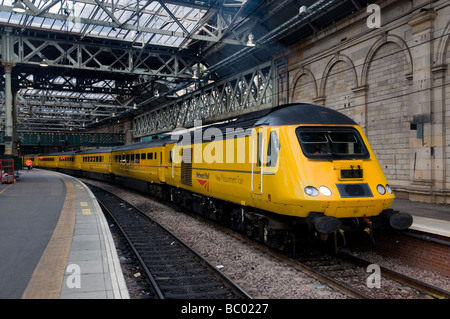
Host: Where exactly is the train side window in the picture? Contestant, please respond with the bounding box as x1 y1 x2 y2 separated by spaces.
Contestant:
155 152 157 160
149 152 153 160
136 153 140 163
267 131 280 167
141 153 146 160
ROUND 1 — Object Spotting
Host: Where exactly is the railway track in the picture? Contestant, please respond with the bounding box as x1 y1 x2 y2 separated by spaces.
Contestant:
87 184 251 299
85 179 449 300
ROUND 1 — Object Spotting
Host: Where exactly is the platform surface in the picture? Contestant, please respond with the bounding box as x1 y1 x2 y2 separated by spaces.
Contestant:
391 199 450 238
0 168 129 299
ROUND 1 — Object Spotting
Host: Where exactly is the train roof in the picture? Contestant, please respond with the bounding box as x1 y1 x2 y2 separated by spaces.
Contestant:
78 147 115 155
43 151 78 156
252 103 357 127
112 136 174 152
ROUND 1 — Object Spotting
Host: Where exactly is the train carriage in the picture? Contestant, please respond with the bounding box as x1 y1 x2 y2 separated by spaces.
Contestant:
36 153 59 169
79 148 114 180
111 139 171 194
56 151 78 173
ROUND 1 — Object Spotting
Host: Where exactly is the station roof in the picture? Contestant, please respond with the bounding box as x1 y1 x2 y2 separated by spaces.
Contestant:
0 0 371 132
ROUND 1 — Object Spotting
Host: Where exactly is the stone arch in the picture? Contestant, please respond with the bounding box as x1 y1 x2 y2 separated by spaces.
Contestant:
361 34 413 87
290 67 317 103
319 53 358 97
319 54 358 119
435 18 450 67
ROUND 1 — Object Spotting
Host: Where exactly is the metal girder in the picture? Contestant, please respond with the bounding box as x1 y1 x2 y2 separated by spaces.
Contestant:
133 61 276 137
7 32 196 78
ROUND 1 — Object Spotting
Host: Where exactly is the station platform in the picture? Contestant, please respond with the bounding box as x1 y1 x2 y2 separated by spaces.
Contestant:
392 199 450 238
0 168 129 299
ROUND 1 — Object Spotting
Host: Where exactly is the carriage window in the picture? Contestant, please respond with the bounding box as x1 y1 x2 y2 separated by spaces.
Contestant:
141 153 146 160
297 127 369 159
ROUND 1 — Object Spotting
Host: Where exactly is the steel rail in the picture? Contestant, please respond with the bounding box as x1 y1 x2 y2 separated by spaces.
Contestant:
97 199 165 299
91 184 251 299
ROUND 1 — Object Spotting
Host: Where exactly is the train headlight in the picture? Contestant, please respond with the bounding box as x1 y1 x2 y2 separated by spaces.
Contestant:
304 186 319 197
319 186 332 197
377 184 386 195
386 184 393 194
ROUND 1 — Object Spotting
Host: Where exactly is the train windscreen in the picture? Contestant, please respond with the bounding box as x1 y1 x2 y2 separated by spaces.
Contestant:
296 127 369 160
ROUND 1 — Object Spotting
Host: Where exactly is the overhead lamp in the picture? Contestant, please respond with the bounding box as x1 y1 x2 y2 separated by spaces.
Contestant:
192 69 198 79
247 33 255 47
12 1 26 13
39 57 48 67
299 5 310 16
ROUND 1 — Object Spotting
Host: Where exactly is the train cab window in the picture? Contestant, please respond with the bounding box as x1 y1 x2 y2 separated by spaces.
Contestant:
296 127 369 159
267 131 280 167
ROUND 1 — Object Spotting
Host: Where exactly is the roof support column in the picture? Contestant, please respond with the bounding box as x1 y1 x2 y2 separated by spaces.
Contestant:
2 30 16 156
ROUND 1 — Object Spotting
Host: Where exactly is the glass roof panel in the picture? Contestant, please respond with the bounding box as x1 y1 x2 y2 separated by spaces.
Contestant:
0 0 207 47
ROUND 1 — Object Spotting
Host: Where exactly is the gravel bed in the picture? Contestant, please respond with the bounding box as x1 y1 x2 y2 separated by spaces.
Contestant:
84 179 450 298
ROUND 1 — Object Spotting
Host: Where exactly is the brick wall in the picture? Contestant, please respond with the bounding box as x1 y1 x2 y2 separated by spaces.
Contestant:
374 230 450 277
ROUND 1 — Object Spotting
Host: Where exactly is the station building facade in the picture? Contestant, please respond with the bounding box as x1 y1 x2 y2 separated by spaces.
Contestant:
281 0 450 204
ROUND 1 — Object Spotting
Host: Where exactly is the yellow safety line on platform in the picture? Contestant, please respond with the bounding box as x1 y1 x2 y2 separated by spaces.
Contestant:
21 176 76 299
0 183 14 195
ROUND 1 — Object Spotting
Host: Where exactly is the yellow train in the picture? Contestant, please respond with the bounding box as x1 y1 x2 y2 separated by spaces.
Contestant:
24 103 412 249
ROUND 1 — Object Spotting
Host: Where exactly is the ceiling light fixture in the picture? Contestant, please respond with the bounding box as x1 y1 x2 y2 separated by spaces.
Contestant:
247 33 255 47
39 57 48 67
12 1 26 13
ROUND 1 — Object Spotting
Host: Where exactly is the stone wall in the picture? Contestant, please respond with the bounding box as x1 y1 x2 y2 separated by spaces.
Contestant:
281 0 450 204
